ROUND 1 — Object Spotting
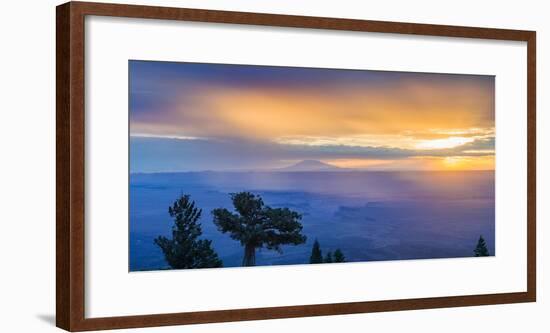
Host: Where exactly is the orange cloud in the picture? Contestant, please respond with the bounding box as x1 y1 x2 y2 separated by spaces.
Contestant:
132 77 493 149
202 82 493 138
326 155 495 171
130 68 494 171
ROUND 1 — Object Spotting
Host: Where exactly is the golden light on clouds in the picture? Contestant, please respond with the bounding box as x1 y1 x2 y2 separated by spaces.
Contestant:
326 155 495 171
273 134 418 149
441 156 495 170
133 78 493 136
199 83 494 140
130 62 495 171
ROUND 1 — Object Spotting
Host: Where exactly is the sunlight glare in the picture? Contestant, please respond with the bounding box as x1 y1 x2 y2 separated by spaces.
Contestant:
415 136 474 150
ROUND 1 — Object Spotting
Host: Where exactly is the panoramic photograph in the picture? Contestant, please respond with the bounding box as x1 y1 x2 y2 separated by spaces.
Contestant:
129 60 495 271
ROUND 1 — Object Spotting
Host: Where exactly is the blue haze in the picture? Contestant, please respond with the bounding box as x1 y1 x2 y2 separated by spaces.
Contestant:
129 170 495 271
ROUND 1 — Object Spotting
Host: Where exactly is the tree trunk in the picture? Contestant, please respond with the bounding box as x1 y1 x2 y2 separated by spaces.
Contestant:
242 243 256 266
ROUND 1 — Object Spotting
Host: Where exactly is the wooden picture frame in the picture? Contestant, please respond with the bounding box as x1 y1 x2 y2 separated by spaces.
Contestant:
56 1 536 331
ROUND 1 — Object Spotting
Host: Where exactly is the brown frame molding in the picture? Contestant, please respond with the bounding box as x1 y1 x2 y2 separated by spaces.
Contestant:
56 1 536 331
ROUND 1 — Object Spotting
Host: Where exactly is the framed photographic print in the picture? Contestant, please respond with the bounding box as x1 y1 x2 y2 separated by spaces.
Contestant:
56 1 536 331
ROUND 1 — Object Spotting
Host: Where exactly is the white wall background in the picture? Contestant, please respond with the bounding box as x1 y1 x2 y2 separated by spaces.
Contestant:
0 0 546 332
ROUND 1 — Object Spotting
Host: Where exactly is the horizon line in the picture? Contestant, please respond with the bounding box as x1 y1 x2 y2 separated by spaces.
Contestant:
129 169 495 175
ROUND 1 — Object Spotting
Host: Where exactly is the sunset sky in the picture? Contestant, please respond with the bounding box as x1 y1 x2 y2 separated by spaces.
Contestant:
129 60 495 173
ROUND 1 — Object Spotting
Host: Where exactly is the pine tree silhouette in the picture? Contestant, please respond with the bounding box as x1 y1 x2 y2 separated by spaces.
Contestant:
212 192 306 266
334 249 346 262
155 194 222 269
309 239 323 264
474 235 490 257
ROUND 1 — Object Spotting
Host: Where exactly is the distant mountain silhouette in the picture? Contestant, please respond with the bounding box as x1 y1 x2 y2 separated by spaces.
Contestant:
278 160 342 172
